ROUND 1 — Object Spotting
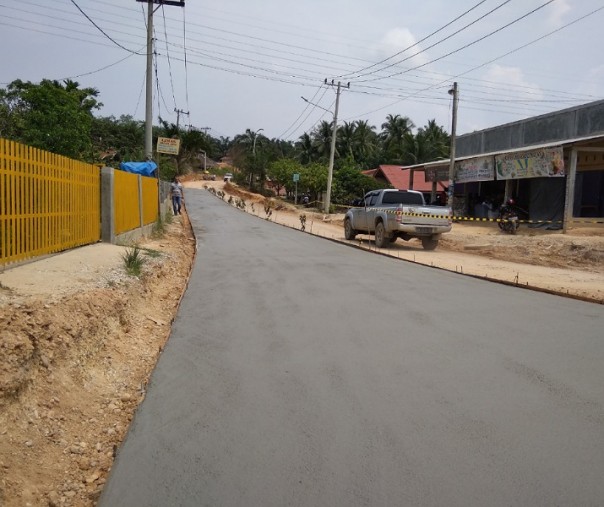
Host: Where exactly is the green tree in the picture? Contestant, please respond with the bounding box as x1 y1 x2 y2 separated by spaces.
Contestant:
0 79 101 159
332 159 383 205
299 162 328 203
267 158 301 197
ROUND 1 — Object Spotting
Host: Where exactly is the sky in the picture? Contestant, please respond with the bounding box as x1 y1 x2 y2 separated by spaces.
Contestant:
1 0 603 143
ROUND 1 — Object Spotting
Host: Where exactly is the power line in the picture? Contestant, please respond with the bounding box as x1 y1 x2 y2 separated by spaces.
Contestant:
357 0 556 83
68 0 145 55
337 0 492 79
277 84 325 139
182 5 190 120
161 5 178 110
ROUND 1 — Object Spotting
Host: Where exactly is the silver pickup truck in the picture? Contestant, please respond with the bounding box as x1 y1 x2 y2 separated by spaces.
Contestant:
344 189 452 250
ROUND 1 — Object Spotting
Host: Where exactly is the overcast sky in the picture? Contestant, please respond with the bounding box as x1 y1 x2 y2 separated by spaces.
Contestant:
1 0 603 142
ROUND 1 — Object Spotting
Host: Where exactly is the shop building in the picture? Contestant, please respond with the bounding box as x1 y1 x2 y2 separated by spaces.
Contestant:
408 100 604 230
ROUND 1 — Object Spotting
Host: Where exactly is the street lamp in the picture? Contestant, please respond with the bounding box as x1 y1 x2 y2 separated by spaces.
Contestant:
200 150 207 172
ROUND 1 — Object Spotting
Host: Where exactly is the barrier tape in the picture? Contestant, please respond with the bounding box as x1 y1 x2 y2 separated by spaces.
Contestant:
291 201 603 225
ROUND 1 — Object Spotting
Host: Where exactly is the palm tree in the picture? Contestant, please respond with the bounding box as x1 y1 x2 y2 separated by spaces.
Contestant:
295 132 315 164
417 119 450 161
380 114 415 163
338 121 356 160
352 120 378 168
312 120 336 161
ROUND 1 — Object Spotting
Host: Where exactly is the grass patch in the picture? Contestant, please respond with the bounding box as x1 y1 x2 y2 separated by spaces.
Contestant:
141 247 162 258
122 246 146 277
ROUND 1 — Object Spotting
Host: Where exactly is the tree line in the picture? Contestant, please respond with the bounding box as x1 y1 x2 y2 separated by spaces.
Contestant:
0 79 450 204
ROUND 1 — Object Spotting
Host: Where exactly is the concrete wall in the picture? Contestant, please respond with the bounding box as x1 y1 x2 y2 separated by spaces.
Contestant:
456 100 604 157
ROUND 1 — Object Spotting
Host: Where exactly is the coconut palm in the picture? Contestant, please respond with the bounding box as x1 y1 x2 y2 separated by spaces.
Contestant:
380 114 415 163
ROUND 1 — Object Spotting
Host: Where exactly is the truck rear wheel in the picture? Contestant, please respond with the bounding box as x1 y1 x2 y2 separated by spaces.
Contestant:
421 237 439 250
375 222 388 248
344 218 357 240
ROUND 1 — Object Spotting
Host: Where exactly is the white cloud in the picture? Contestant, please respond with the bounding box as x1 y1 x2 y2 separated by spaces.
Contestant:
576 64 604 97
374 28 429 68
547 0 571 27
483 64 544 101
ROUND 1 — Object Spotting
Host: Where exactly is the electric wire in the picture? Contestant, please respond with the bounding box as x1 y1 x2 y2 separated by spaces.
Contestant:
68 0 145 55
161 5 178 110
357 0 556 83
183 6 190 122
337 0 492 78
4 1 600 107
277 84 325 139
345 4 604 122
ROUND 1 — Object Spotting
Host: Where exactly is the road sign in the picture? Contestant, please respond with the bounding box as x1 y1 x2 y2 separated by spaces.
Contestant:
293 173 300 182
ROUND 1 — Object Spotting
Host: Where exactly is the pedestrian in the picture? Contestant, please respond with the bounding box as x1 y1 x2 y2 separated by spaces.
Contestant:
170 176 183 215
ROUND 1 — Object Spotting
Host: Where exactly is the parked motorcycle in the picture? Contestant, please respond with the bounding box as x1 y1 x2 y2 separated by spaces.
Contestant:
497 198 527 234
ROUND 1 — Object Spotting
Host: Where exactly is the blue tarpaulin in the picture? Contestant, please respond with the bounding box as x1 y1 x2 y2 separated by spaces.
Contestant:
119 161 158 176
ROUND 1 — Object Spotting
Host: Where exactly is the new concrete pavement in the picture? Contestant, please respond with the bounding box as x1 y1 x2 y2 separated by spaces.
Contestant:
100 188 604 507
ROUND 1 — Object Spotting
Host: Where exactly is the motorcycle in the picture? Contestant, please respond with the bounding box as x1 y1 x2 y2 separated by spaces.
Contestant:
497 198 527 234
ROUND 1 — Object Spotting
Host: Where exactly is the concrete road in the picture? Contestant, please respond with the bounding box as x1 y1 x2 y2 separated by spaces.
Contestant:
100 189 604 507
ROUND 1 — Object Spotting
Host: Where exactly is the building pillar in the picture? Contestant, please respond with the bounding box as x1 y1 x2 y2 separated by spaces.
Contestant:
563 148 578 233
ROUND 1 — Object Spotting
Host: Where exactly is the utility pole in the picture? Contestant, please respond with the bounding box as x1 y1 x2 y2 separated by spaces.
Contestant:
447 82 459 209
174 108 190 130
324 79 349 214
137 0 185 160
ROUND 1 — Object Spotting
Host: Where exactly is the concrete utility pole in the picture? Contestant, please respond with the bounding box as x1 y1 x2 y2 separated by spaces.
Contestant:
447 82 459 209
324 80 349 214
138 0 185 160
174 108 190 130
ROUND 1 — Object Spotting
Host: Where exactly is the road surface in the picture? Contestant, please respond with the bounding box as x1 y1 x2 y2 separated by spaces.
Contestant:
100 188 604 506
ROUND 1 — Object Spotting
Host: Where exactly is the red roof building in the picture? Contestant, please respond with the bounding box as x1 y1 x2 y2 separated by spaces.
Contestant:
364 165 446 192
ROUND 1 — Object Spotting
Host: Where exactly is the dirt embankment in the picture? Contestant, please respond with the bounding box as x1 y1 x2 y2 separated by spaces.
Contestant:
0 217 195 507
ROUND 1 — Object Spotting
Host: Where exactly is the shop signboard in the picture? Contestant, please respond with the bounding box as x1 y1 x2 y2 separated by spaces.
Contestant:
454 156 494 183
495 146 565 180
425 166 449 182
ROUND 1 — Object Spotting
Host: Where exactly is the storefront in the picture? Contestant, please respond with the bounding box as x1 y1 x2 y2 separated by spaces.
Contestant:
422 144 576 229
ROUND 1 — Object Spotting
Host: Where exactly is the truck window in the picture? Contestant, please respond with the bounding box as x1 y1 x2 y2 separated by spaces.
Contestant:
368 194 379 206
382 191 424 205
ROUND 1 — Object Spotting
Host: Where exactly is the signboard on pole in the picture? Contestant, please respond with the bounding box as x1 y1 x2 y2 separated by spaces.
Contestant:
157 137 181 155
495 147 565 180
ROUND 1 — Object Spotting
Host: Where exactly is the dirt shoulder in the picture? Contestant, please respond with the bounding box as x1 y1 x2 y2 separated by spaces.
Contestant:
0 216 195 506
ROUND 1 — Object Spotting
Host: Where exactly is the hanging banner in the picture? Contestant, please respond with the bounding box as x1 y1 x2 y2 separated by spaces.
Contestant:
454 156 495 183
495 147 565 180
424 166 449 182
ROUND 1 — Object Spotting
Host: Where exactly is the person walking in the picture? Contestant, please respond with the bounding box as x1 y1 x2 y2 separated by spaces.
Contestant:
170 176 183 215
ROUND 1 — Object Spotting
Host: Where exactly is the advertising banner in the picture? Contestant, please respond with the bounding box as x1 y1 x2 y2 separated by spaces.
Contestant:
157 137 181 155
495 147 565 180
454 156 494 183
424 166 449 182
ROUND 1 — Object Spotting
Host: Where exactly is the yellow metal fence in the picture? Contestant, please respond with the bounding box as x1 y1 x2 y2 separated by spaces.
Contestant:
1 140 160 266
113 169 158 235
0 139 101 265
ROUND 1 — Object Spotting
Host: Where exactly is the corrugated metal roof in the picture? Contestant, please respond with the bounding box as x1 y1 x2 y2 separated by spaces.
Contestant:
404 133 604 171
